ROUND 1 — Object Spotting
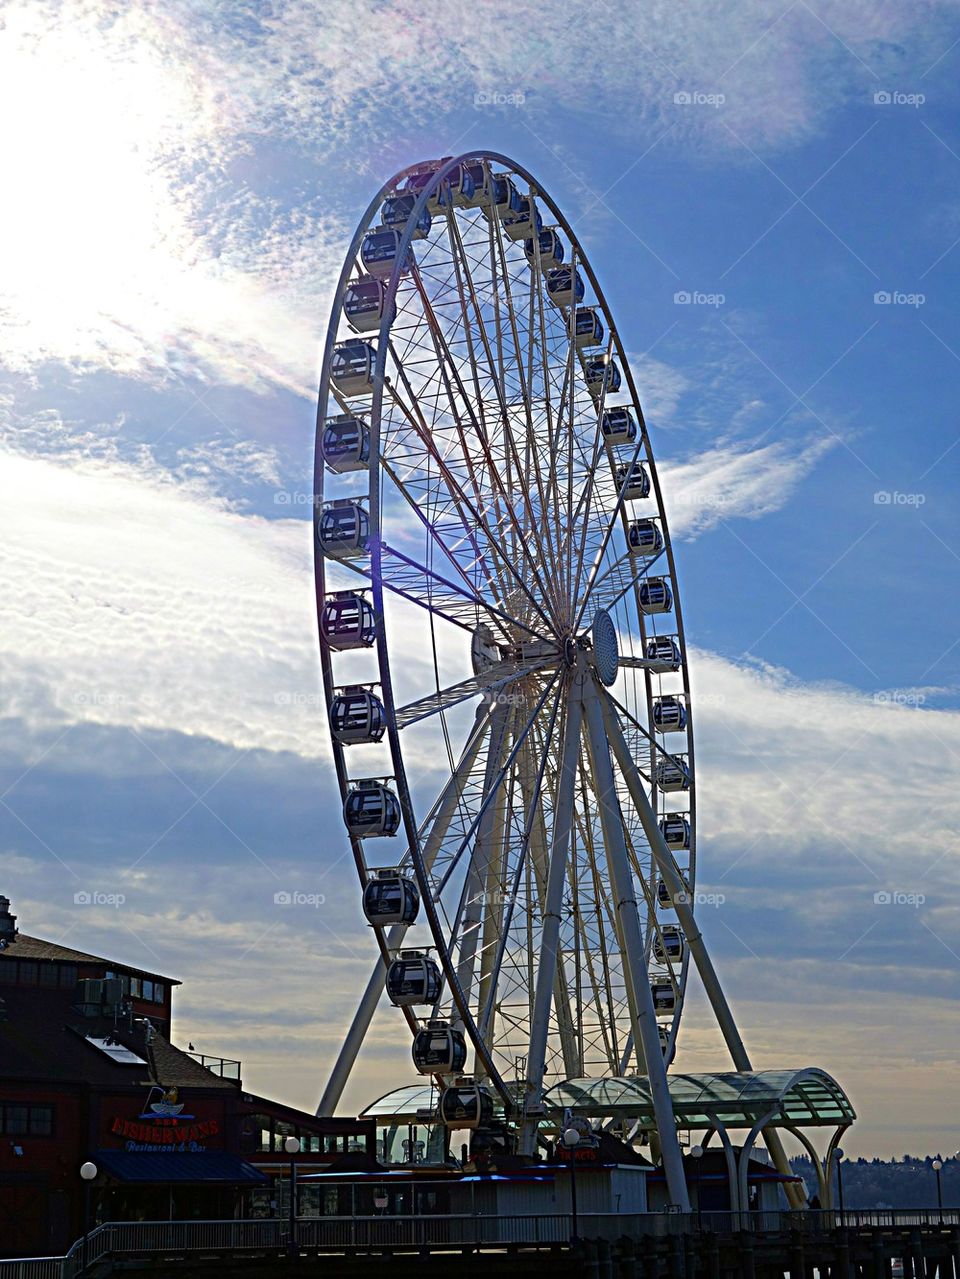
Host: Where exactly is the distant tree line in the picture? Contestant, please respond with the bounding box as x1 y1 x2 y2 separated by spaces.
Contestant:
788 1154 960 1209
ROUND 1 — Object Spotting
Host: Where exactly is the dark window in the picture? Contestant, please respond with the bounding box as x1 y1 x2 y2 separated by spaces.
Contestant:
142 980 154 1001
28 1106 53 1136
39 963 58 987
4 1105 28 1135
58 964 78 988
0 962 15 985
152 983 164 1004
129 977 142 997
18 962 38 986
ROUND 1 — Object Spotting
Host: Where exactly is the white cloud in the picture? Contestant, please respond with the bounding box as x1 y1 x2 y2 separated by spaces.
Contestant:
660 435 838 536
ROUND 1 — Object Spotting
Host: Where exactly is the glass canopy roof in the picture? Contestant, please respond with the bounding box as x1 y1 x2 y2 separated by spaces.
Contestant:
360 1069 855 1130
544 1070 855 1128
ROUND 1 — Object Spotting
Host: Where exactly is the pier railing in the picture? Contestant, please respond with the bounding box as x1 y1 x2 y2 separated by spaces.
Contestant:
1 1208 958 1276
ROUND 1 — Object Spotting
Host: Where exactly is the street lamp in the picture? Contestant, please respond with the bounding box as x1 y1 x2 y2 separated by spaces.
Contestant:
80 1161 97 1276
284 1137 300 1255
691 1145 704 1231
562 1128 581 1243
932 1159 943 1216
833 1148 845 1218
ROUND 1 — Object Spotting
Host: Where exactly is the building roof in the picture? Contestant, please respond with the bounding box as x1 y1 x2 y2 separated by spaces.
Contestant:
0 984 235 1089
0 932 180 985
544 1070 855 1129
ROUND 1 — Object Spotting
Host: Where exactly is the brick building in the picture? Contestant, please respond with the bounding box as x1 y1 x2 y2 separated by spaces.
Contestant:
0 896 374 1258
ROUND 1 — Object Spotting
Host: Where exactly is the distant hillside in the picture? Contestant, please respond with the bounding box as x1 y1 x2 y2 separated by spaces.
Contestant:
789 1155 959 1209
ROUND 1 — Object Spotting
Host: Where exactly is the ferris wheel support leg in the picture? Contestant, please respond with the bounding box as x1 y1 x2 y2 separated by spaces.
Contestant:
520 679 584 1156
582 675 690 1212
599 693 806 1209
316 710 490 1118
316 919 407 1117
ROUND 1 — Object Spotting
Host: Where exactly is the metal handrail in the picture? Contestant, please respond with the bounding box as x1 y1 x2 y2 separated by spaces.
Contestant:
4 1207 959 1276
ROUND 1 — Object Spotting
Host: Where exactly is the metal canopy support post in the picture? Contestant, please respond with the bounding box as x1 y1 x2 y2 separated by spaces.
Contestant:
520 673 584 1155
583 673 690 1211
737 1105 781 1218
599 694 806 1210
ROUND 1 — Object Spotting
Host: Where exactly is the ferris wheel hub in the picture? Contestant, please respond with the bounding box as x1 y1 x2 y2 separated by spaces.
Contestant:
591 609 620 687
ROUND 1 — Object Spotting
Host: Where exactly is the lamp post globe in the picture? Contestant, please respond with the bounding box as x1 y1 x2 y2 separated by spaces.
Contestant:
284 1137 300 1155
80 1162 97 1181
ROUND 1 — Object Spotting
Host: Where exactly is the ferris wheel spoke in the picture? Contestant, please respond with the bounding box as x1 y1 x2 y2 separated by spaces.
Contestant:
437 214 563 626
393 652 559 730
430 671 562 900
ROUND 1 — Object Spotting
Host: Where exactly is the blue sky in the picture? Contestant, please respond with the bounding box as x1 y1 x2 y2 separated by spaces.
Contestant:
1 0 959 1158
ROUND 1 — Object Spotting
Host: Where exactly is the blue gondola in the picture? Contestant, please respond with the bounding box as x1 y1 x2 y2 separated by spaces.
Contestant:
484 172 522 218
343 276 395 333
602 407 636 443
360 227 415 280
439 1079 494 1130
524 229 564 268
362 869 420 925
574 307 604 348
502 196 542 242
320 414 371 473
645 635 682 672
652 696 688 733
653 925 685 964
330 687 386 744
627 519 663 557
320 591 377 650
316 500 370 560
545 265 585 308
405 162 475 213
386 950 441 1006
658 869 691 906
638 576 672 614
344 779 402 839
651 980 678 1016
331 339 376 397
380 194 432 240
412 1020 468 1074
584 354 621 400
656 755 691 792
658 814 691 851
614 461 651 500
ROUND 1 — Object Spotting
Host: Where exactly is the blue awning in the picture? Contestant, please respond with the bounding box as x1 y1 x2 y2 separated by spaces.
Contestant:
94 1150 268 1185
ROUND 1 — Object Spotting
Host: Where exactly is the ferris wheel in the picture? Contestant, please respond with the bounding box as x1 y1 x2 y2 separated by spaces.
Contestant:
311 152 765 1207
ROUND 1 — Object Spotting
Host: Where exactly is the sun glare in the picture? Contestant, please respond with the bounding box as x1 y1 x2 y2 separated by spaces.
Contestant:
0 8 212 368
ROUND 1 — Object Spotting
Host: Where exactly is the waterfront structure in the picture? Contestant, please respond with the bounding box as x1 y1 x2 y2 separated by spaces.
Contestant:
0 897 374 1258
311 152 853 1208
